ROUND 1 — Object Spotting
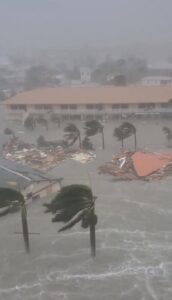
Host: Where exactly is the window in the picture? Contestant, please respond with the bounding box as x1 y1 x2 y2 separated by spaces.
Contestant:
95 104 103 110
161 103 168 108
112 104 120 109
138 103 147 109
43 105 52 110
69 104 77 110
10 105 26 110
70 114 81 120
35 105 44 110
18 105 26 110
86 104 94 109
138 103 155 110
62 114 70 120
120 104 129 109
10 105 18 110
61 104 69 109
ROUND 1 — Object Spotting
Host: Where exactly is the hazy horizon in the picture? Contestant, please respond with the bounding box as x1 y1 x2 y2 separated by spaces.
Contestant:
1 0 172 59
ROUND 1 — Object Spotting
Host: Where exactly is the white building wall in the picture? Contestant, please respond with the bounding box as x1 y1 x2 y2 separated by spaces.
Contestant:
5 102 172 122
80 68 91 83
141 77 172 86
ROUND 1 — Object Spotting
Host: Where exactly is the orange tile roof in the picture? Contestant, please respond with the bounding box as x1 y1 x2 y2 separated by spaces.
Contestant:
132 152 172 177
4 86 172 105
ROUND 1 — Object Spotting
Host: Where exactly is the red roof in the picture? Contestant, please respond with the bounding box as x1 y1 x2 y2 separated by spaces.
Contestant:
4 86 172 105
132 152 172 177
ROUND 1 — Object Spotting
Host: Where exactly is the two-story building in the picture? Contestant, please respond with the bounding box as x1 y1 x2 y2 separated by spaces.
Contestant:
3 85 172 122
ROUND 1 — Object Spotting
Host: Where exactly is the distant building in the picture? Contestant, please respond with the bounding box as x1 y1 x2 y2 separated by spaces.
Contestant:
3 86 172 121
148 62 172 77
140 76 172 86
80 68 91 84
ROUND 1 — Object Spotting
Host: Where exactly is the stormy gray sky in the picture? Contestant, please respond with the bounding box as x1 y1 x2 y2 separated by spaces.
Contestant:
1 0 172 56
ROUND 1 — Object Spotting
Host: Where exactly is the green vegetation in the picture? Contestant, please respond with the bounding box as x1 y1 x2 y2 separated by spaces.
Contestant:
0 188 30 253
44 184 98 257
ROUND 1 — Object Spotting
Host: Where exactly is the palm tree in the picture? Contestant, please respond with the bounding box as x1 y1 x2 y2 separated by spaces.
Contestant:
37 135 47 147
64 123 81 148
114 122 137 150
50 113 61 128
0 188 30 253
85 120 105 149
44 184 98 257
82 136 94 150
4 128 15 138
162 126 172 141
24 116 36 131
36 115 48 130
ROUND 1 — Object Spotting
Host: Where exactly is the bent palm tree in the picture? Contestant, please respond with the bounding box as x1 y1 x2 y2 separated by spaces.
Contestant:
4 128 15 138
64 123 81 148
162 126 172 141
36 115 48 130
44 184 98 257
114 122 137 150
85 120 105 149
50 113 61 128
37 135 47 147
82 136 94 150
0 188 30 253
24 116 36 131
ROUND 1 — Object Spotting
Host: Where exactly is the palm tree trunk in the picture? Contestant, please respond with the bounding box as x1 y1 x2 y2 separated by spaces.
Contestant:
21 204 30 253
79 133 82 149
101 131 105 149
90 220 96 258
134 133 137 150
121 138 124 150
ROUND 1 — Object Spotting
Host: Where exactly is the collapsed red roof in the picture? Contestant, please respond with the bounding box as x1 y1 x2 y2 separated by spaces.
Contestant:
132 152 172 177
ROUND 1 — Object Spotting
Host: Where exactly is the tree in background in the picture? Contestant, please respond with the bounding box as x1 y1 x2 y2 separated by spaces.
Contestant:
85 120 105 149
50 113 61 128
64 123 82 148
24 65 51 90
114 122 137 150
162 126 172 142
44 184 98 257
37 135 47 147
24 116 36 131
82 136 94 150
36 115 48 130
0 90 6 101
4 128 15 138
107 74 127 86
0 188 30 253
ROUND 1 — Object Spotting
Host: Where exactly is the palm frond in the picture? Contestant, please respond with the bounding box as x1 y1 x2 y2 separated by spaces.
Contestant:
44 184 95 229
58 209 86 232
64 123 79 133
0 188 24 209
114 122 136 140
162 126 172 139
85 120 103 137
0 207 11 216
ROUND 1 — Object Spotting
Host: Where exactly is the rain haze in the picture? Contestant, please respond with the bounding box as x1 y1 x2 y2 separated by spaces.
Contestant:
1 1 172 300
0 0 172 58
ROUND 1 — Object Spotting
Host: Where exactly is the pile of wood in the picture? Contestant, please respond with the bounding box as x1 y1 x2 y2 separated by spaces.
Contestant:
98 151 172 181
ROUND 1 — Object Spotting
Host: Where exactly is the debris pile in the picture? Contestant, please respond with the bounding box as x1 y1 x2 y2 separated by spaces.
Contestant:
1 138 96 171
71 151 96 164
1 138 66 171
98 151 172 181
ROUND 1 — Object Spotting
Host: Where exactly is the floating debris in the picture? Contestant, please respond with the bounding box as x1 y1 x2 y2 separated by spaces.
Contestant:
98 151 172 181
1 138 96 171
1 138 66 171
71 151 96 164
